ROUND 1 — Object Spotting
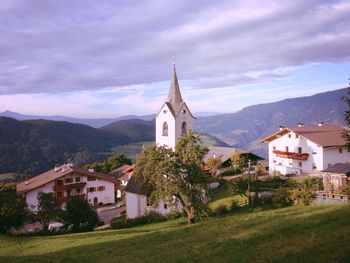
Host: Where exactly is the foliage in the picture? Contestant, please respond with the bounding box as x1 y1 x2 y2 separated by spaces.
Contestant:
254 164 266 176
85 153 132 173
36 192 63 232
111 211 168 229
220 167 243 176
133 131 210 224
271 170 283 177
206 156 222 177
272 187 293 207
292 178 317 206
63 197 99 231
230 153 245 173
342 84 350 147
0 183 28 234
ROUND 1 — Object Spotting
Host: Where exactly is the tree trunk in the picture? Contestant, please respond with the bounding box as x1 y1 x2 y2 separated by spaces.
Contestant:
186 207 195 224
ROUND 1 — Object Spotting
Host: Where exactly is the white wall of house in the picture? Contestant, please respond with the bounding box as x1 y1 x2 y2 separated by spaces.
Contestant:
25 181 55 211
268 131 320 174
323 147 350 169
85 177 115 205
126 192 183 219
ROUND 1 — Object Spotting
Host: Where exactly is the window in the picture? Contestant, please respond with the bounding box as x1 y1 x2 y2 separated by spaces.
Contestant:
298 147 302 154
298 162 302 167
56 180 63 186
181 121 187 135
56 191 62 198
273 159 276 163
164 203 168 209
162 122 168 136
285 146 289 152
272 146 276 150
163 109 167 114
64 178 73 184
295 134 299 138
66 189 71 197
75 177 80 182
288 134 291 138
88 176 96 181
97 186 105 191
339 148 343 154
88 187 96 192
182 109 186 114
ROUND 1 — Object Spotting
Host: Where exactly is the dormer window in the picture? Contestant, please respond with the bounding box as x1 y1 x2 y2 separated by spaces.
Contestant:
162 122 168 136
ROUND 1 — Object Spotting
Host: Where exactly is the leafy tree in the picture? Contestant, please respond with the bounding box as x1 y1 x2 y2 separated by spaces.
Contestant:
0 183 28 234
342 81 350 146
292 178 316 206
206 156 222 177
230 178 253 206
230 153 244 174
85 153 132 173
133 131 210 224
64 197 99 231
36 192 62 232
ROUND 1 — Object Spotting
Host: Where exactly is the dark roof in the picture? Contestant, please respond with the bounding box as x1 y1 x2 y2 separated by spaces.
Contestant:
321 163 350 175
166 65 183 114
124 176 145 195
261 124 347 147
109 164 133 180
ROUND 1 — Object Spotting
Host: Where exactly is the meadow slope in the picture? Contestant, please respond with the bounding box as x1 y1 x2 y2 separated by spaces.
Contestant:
0 205 349 263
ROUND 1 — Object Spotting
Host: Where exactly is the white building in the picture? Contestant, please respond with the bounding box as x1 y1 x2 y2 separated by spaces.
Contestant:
125 65 191 218
261 124 350 175
17 163 120 211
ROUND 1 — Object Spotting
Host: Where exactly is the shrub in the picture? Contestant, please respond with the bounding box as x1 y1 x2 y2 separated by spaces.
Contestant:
272 187 293 207
213 204 230 215
111 211 167 229
230 200 240 211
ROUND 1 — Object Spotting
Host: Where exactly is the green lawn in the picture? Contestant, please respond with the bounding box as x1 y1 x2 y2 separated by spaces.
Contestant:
208 184 247 210
1 205 350 262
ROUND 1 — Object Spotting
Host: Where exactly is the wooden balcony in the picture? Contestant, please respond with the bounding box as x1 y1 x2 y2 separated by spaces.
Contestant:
54 182 87 191
273 150 309 161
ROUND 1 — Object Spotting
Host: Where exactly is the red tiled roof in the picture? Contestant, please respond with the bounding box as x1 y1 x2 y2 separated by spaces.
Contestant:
261 124 348 147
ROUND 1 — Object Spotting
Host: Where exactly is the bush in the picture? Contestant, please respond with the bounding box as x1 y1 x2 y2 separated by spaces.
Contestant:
213 204 230 215
230 200 240 211
272 187 293 207
111 211 167 229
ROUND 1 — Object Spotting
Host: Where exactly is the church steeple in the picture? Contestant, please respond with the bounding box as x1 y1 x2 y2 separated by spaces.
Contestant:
166 64 183 113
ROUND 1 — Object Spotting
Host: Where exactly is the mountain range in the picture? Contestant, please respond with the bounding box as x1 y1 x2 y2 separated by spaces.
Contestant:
0 87 348 175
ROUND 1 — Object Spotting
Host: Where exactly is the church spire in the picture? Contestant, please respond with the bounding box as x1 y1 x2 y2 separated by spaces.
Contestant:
166 63 183 108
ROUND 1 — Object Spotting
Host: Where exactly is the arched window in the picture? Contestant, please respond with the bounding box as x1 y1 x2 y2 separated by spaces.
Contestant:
182 121 187 135
162 122 168 136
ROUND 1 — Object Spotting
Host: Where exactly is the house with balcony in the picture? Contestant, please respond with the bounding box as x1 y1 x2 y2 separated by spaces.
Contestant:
16 163 120 211
261 124 350 175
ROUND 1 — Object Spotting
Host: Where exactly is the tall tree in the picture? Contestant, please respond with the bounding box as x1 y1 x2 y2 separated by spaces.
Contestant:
230 153 244 174
206 156 222 177
0 183 28 234
133 131 210 224
36 192 62 232
85 153 132 173
342 80 350 146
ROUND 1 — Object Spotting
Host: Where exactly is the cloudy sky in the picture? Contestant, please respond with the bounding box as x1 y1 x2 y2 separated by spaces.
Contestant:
0 0 350 118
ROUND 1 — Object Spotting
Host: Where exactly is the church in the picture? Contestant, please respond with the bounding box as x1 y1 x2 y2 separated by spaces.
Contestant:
124 65 188 219
124 65 247 219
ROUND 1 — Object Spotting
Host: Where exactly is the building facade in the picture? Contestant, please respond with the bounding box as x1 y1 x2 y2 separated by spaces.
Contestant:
261 124 350 175
17 164 120 211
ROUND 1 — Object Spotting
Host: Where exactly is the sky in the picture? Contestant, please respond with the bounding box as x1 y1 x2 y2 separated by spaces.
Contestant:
0 0 350 118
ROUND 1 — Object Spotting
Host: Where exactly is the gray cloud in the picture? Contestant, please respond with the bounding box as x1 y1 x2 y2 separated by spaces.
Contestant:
0 0 349 95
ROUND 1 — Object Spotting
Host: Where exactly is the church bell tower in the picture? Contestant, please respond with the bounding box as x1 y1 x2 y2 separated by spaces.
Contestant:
155 64 194 149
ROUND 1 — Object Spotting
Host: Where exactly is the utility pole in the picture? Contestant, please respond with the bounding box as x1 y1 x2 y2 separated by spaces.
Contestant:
248 159 251 206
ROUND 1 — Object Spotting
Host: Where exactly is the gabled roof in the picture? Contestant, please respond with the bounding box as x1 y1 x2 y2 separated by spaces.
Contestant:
124 176 146 195
261 124 348 147
16 164 120 195
321 163 350 175
109 164 133 181
204 146 247 163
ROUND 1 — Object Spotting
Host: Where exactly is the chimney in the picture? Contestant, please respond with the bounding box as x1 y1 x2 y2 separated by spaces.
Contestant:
89 168 95 173
298 123 304 127
67 162 74 167
25 181 29 185
318 122 323 127
279 125 285 131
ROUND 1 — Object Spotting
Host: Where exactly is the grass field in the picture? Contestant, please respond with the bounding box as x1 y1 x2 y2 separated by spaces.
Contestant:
1 204 350 263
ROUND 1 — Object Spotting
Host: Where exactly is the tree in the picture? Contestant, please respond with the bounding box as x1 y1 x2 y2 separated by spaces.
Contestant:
206 156 222 177
64 197 99 231
0 183 28 234
272 187 293 207
230 153 244 174
342 81 350 146
292 178 316 206
36 192 62 232
133 131 210 224
85 153 132 173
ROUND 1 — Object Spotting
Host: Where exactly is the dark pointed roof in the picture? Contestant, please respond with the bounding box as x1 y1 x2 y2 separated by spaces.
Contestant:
166 64 184 114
